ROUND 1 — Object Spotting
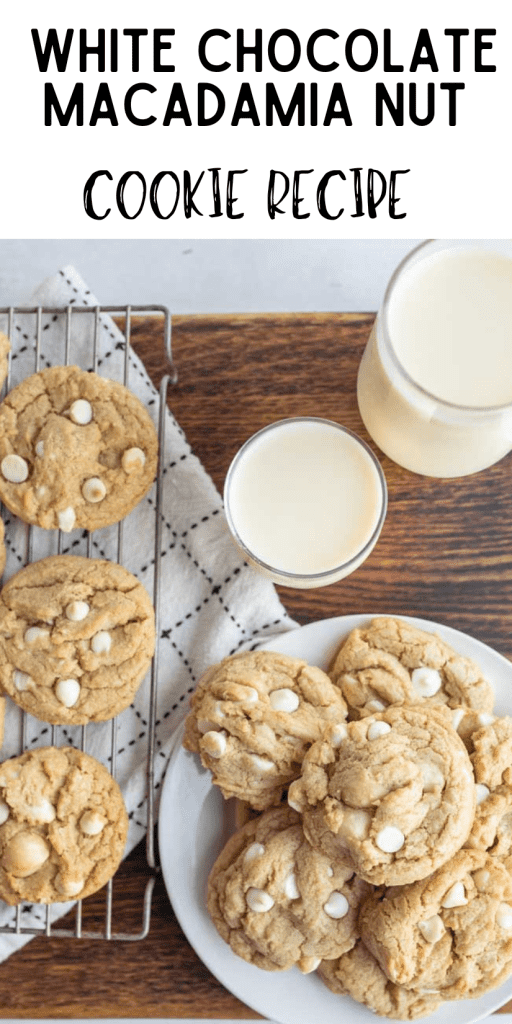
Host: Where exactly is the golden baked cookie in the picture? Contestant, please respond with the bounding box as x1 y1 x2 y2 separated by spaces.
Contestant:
184 650 347 810
330 617 494 718
359 849 512 1001
465 715 512 857
207 805 369 972
319 940 444 1020
0 517 5 578
0 746 128 904
289 704 476 885
0 554 155 724
0 696 5 751
0 365 158 531
0 332 10 391
449 704 496 752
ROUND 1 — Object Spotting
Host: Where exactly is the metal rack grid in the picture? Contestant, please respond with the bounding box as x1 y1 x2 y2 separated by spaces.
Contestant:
0 304 177 940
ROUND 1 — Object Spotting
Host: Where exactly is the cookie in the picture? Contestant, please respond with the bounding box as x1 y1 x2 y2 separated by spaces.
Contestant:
0 332 10 391
183 650 347 810
289 704 476 885
0 517 5 578
0 696 5 750
449 705 496 753
207 805 369 972
359 849 512 1001
319 941 444 1020
465 716 512 857
0 554 155 724
330 617 494 718
0 365 158 531
0 746 128 904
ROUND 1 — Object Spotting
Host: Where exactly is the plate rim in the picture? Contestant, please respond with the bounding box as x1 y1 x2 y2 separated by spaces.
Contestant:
158 613 512 1024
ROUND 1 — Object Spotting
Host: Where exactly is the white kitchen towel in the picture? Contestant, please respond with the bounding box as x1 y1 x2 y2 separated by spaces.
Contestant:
0 265 296 959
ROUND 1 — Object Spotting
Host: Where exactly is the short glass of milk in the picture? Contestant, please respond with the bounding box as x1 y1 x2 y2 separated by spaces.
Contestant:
357 239 512 478
224 417 387 588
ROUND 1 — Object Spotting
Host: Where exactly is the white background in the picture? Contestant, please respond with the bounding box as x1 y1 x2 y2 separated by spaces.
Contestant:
0 0 510 238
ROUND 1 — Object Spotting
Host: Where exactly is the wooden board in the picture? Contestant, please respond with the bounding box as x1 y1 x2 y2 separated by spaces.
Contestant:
1 312 511 1017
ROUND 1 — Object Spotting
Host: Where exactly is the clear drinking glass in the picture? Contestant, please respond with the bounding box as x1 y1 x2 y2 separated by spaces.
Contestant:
224 417 387 589
357 239 512 478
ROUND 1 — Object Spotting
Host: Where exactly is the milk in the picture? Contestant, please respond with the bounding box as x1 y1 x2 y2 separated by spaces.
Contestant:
224 418 386 587
357 243 512 478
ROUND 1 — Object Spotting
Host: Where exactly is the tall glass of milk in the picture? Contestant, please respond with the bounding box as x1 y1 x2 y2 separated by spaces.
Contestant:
224 417 387 588
357 240 512 477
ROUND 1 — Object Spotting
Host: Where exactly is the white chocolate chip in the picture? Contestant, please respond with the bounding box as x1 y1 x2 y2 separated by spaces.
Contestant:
24 626 50 644
375 826 405 854
3 832 50 877
411 667 442 698
478 713 495 727
496 904 512 930
13 670 34 691
70 399 93 425
91 631 112 655
122 447 146 473
55 678 81 708
474 868 491 889
420 762 445 792
269 687 300 713
55 874 84 898
244 842 265 864
441 881 468 908
65 600 90 622
451 708 466 730
250 754 275 772
367 721 391 740
287 780 303 813
323 891 349 919
24 798 56 824
326 866 334 878
418 915 446 943
58 506 76 532
366 699 386 713
35 440 44 457
202 730 227 758
341 807 372 841
235 686 258 704
0 800 9 826
283 871 300 900
298 956 321 974
246 887 274 913
1 454 29 483
476 783 491 805
80 810 106 836
82 477 106 503
329 723 348 747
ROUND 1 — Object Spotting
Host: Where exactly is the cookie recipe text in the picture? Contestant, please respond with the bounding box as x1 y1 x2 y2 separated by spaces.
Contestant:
31 23 497 224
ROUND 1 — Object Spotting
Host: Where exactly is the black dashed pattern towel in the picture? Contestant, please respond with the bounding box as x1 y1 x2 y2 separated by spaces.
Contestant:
0 265 296 958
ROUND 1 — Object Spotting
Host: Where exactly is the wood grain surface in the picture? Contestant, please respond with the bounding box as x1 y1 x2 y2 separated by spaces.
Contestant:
1 311 512 1018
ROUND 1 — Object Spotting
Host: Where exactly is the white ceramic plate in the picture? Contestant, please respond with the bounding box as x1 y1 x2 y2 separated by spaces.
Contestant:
158 614 512 1024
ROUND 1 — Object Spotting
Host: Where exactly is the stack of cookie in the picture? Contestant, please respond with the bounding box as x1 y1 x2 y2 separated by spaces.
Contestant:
184 617 512 1019
0 359 158 906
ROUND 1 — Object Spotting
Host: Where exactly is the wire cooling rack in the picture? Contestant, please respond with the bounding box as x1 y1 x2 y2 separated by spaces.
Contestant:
0 304 176 940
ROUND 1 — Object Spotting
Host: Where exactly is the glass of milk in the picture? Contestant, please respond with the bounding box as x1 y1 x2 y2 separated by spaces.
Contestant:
224 417 387 588
357 239 512 478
